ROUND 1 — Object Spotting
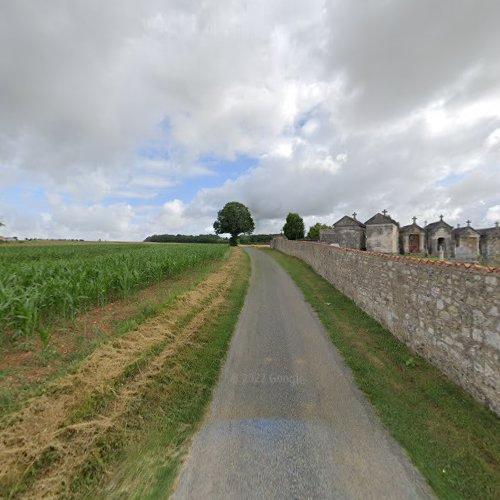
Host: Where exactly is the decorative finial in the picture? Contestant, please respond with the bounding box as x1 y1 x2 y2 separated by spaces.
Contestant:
352 212 357 220
439 214 444 221
382 209 388 216
495 221 499 228
424 220 427 227
412 216 417 224
466 220 471 227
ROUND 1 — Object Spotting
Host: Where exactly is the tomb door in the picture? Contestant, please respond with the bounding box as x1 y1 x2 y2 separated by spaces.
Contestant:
409 234 420 253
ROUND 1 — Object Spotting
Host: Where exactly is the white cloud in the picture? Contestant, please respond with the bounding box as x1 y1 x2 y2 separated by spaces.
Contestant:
486 205 500 224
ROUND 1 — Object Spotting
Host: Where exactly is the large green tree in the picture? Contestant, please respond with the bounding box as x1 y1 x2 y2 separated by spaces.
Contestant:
307 222 333 241
282 212 305 240
213 201 255 246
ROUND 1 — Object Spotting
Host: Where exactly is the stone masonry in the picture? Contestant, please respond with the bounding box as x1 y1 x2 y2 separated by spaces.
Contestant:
272 237 500 415
365 212 399 253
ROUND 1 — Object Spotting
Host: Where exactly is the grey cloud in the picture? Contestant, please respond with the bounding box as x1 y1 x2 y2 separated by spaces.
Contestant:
324 0 500 128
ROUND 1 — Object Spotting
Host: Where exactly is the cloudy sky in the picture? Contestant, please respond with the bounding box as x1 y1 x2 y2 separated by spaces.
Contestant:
1 0 499 240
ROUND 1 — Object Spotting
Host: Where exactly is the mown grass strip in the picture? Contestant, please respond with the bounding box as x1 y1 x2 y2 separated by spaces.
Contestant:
68 250 251 499
265 248 500 500
64 272 232 428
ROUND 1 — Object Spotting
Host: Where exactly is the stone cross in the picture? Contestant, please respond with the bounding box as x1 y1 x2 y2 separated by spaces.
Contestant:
466 220 471 227
382 209 388 216
352 212 357 220
439 214 444 221
424 220 427 227
412 216 417 224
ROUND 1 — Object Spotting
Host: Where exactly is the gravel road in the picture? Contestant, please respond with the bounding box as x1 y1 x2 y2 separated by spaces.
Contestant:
172 248 434 499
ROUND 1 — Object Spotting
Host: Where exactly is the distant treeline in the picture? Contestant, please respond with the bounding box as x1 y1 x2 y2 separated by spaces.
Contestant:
144 234 227 243
144 233 276 244
238 234 275 244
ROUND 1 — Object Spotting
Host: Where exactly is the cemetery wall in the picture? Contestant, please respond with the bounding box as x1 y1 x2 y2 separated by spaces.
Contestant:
272 237 500 415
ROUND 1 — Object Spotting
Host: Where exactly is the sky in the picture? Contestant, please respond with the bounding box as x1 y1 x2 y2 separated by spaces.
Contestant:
1 0 499 241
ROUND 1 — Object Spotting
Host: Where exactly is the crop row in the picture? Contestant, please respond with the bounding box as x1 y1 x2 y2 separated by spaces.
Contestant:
0 243 228 340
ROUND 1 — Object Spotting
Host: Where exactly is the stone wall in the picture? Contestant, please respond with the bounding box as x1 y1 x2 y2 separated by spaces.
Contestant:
272 237 500 415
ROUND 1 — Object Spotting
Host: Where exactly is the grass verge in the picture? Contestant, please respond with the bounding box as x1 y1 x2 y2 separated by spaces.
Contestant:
265 248 500 500
70 249 251 499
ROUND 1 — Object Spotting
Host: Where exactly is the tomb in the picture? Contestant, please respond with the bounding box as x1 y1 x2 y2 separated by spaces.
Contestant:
453 221 480 261
425 216 454 259
320 213 366 250
399 217 425 254
364 210 399 254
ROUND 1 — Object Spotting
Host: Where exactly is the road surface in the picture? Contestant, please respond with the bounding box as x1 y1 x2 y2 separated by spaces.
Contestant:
173 248 433 499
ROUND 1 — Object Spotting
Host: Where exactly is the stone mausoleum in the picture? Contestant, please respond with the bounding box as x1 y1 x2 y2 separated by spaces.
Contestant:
453 222 480 262
325 214 366 250
399 217 426 254
478 223 500 263
425 216 455 259
318 211 499 263
365 211 399 253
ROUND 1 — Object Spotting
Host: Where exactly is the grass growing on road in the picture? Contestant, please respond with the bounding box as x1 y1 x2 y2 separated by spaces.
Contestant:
265 248 500 500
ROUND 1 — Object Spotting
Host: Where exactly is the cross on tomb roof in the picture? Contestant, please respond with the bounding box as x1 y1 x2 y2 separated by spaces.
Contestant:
466 220 471 227
412 216 417 224
352 212 357 220
439 214 444 221
496 222 499 228
382 209 388 216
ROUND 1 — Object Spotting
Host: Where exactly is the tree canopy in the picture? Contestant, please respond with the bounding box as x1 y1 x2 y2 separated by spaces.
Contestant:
307 222 333 241
282 212 305 240
213 201 255 246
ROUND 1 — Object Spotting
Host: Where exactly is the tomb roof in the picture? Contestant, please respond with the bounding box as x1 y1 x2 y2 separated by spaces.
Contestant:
364 212 398 226
333 215 365 228
425 218 453 232
400 223 425 233
453 226 480 237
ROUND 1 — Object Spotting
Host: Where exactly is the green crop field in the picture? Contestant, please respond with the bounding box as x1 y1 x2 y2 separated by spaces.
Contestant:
0 243 228 341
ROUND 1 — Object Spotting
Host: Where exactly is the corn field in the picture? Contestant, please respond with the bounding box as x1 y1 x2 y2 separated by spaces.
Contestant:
0 243 228 339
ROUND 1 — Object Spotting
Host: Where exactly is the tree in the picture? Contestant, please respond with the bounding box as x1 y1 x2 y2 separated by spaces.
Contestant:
282 213 305 240
213 201 255 246
307 222 333 241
